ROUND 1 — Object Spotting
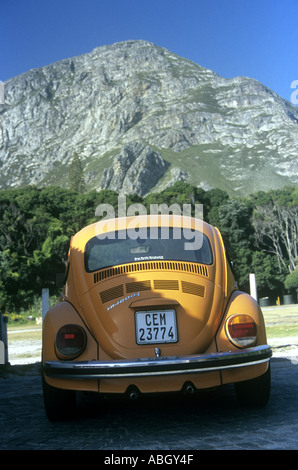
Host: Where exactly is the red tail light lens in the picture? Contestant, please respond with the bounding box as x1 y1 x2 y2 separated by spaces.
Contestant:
55 324 87 359
227 314 257 348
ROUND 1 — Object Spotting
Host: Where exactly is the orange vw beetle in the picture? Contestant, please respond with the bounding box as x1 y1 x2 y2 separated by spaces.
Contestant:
42 215 271 420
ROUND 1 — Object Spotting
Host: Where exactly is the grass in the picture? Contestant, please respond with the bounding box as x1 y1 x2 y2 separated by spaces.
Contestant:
148 140 294 197
261 305 298 339
266 325 298 339
8 325 42 341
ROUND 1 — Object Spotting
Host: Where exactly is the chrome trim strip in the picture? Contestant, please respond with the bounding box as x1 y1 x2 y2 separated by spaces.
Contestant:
44 345 271 379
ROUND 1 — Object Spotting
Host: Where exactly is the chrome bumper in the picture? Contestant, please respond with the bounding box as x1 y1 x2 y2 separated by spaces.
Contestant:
43 345 271 379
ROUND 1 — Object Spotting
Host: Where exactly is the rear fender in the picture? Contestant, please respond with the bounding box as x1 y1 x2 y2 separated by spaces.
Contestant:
216 290 268 352
42 301 99 363
215 290 269 383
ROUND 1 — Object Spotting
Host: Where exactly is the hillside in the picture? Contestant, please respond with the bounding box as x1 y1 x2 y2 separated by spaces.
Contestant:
1 40 297 196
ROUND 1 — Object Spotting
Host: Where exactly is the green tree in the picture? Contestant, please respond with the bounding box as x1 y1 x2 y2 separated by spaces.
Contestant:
68 154 85 193
284 257 298 295
251 251 285 298
285 270 298 292
0 183 295 312
201 188 230 226
144 181 196 207
252 187 298 274
0 187 72 311
216 199 254 291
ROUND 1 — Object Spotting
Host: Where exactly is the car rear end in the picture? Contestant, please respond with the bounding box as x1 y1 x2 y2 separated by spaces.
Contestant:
42 215 271 419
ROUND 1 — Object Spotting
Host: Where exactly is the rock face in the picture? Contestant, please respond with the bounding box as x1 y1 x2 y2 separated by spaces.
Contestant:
0 40 297 195
99 143 169 196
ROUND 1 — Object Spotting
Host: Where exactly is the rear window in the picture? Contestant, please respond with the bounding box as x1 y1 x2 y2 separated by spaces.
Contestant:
85 227 213 272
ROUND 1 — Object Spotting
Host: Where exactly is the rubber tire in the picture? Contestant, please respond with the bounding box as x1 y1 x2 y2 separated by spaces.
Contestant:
234 363 271 407
42 375 77 421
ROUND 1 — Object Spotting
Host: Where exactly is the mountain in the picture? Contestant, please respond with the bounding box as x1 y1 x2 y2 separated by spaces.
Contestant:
0 40 297 196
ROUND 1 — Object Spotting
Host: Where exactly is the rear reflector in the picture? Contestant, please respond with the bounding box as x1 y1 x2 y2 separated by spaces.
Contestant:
64 333 75 339
56 324 86 359
227 314 257 348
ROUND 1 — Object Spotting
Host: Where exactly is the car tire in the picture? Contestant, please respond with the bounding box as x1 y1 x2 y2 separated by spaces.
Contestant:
42 375 77 421
234 363 271 407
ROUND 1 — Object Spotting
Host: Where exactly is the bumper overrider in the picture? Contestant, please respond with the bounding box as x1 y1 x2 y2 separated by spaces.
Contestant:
43 344 271 379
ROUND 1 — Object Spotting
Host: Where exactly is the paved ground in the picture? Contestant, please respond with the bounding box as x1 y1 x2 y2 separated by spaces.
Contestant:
0 356 298 452
2 305 298 454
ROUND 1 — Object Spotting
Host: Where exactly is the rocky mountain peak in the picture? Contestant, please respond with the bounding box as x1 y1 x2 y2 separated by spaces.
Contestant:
0 40 297 195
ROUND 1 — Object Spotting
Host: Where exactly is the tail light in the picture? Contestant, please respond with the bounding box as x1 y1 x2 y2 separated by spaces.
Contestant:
226 314 257 348
55 324 87 359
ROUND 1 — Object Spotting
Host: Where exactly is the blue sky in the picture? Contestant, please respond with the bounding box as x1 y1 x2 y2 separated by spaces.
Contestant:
1 0 297 103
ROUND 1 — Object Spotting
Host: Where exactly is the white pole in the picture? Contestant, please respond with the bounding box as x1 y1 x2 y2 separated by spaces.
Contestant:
0 315 8 364
0 341 4 364
42 288 49 322
249 273 258 302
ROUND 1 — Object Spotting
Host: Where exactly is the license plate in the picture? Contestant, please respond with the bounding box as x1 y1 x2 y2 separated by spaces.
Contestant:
135 309 178 344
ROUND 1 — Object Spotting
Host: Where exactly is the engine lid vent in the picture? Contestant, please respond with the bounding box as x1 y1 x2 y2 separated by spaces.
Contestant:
181 281 205 298
94 261 209 284
126 280 152 293
153 280 179 290
100 284 124 304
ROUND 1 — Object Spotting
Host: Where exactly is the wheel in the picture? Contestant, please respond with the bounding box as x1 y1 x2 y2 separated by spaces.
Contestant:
234 363 271 407
42 375 77 421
